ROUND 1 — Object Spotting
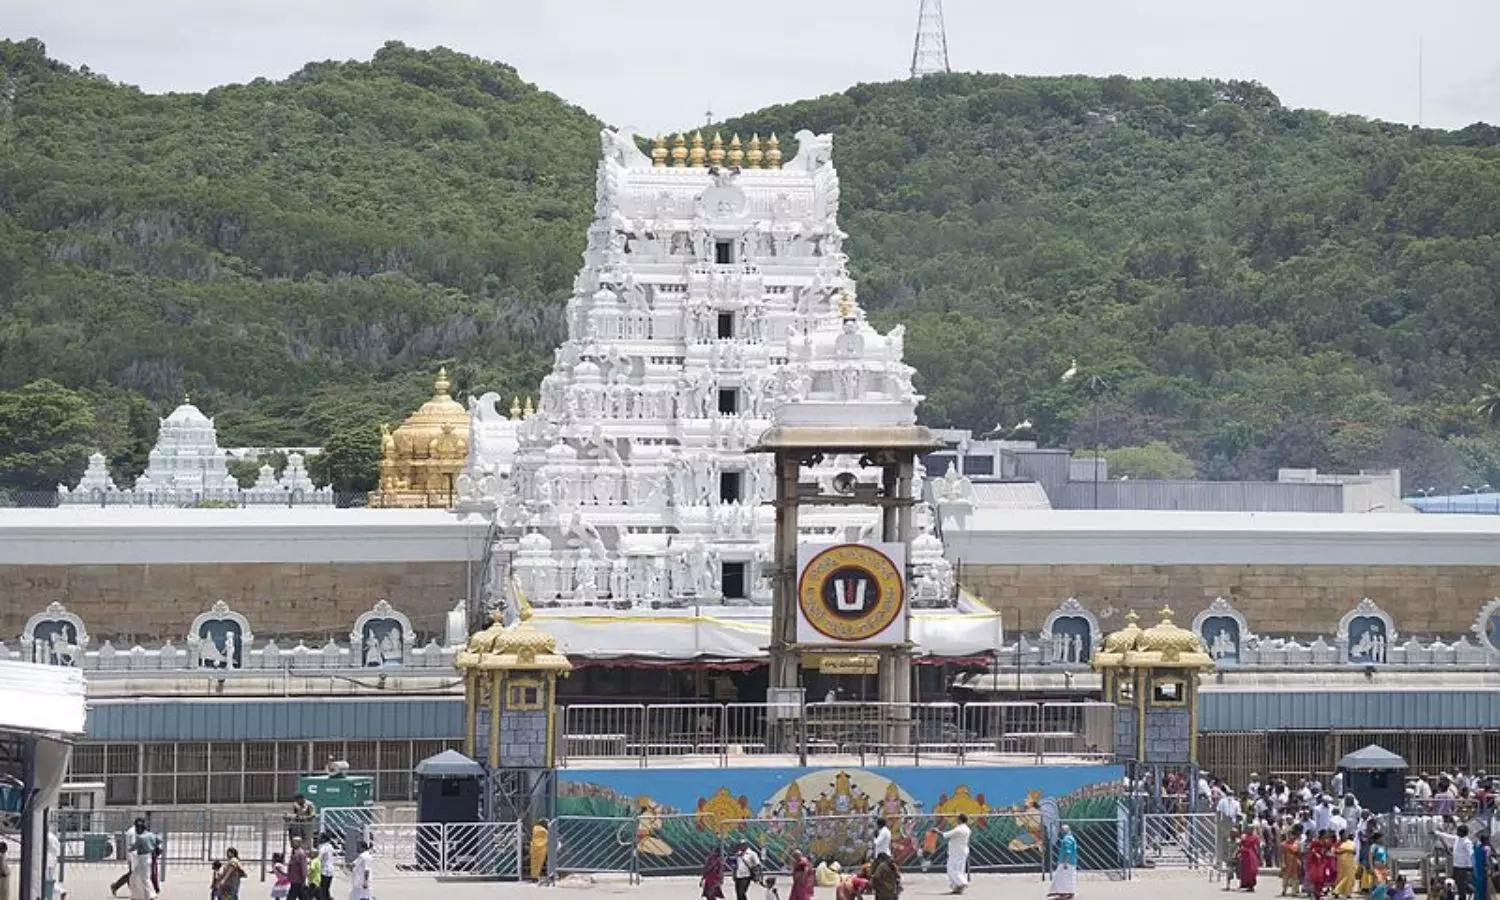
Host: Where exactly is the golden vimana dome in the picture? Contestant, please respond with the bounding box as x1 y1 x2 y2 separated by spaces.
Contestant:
1102 610 1143 654
1094 606 1213 669
1136 606 1209 655
457 601 572 674
370 368 471 508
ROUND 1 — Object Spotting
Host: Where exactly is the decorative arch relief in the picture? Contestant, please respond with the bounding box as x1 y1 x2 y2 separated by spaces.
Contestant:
187 599 253 670
23 601 89 666
1192 597 1253 666
1472 598 1500 654
351 599 415 668
1337 597 1396 665
1040 597 1098 666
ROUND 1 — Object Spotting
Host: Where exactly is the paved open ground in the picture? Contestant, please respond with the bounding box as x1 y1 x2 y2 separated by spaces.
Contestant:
57 865 1234 898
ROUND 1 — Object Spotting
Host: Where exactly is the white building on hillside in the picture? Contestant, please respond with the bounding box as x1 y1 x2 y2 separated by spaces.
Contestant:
59 401 332 507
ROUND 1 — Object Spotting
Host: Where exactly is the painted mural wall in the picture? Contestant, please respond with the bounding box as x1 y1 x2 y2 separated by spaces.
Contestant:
556 764 1125 875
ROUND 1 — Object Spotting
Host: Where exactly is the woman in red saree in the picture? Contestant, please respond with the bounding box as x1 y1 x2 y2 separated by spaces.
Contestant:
699 847 725 900
835 865 871 900
788 850 815 900
1238 828 1262 891
1306 832 1330 900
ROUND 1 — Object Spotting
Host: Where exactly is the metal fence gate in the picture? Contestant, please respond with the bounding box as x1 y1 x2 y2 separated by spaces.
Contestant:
364 823 522 879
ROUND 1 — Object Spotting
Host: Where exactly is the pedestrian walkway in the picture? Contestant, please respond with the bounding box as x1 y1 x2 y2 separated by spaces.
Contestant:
59 865 1230 898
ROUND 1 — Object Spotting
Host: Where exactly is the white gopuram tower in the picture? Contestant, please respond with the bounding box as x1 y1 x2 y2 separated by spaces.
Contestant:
455 128 965 634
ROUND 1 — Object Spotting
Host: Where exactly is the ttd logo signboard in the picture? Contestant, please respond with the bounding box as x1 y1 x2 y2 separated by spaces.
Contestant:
796 542 908 646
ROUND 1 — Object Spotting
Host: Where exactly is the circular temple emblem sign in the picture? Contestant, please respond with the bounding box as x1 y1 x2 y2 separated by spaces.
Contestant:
797 544 905 642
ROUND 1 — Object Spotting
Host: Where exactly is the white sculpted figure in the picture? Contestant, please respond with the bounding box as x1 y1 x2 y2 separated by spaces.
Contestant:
365 632 385 667
574 549 599 601
198 634 224 668
610 557 629 600
687 540 710 594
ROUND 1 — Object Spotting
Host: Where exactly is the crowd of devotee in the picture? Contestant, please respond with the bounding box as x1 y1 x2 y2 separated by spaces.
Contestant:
1187 768 1498 900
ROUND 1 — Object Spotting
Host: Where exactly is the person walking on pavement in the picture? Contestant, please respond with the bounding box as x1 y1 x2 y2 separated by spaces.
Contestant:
943 813 972 894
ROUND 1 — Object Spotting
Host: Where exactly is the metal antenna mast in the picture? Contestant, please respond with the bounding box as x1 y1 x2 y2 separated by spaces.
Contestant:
910 0 952 78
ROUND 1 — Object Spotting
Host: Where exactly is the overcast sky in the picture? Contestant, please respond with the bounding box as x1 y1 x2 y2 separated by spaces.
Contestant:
5 0 1499 133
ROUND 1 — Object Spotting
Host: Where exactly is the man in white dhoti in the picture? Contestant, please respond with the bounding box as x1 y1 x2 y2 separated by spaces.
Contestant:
348 841 373 900
942 813 971 894
125 819 160 900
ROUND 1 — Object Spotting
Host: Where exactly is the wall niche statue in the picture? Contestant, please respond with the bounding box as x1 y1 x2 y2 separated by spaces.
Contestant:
188 600 253 670
351 599 415 668
23 601 89 667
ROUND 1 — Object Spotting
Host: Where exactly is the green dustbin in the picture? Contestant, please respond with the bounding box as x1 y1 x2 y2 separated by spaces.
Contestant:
83 834 111 862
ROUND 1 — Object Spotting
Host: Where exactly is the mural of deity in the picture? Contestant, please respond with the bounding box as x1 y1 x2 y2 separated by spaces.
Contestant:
554 764 1127 875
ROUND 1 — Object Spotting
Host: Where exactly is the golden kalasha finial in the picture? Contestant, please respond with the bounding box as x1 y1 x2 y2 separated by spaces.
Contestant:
727 134 744 168
766 133 782 169
509 396 522 420
1158 605 1175 622
434 367 451 396
708 132 726 168
650 135 668 168
523 396 535 418
838 291 856 319
670 134 688 167
746 134 763 169
689 131 707 167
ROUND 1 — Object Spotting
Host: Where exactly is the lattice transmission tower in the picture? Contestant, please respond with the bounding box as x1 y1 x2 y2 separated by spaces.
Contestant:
910 0 952 78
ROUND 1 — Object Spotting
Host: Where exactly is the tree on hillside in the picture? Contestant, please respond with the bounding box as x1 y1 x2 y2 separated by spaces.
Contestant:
308 423 383 496
1475 376 1500 427
0 380 96 493
1102 442 1196 480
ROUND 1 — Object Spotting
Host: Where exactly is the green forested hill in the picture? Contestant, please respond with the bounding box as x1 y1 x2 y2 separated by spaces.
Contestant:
3 38 1500 494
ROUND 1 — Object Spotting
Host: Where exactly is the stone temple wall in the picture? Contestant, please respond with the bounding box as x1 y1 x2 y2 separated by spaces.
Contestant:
962 563 1500 636
0 561 469 644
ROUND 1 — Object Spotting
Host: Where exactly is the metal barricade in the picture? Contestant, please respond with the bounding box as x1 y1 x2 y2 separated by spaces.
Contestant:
632 813 725 877
553 701 1117 767
560 704 644 766
545 809 1135 879
1039 702 1116 761
722 703 774 759
55 807 288 883
317 806 384 856
961 701 1044 762
1060 816 1132 879
642 704 725 763
1140 811 1218 871
552 815 640 881
363 824 429 877
359 822 521 878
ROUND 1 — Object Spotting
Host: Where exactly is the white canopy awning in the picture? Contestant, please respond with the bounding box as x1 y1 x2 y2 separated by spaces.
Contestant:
0 658 87 738
530 604 1003 663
